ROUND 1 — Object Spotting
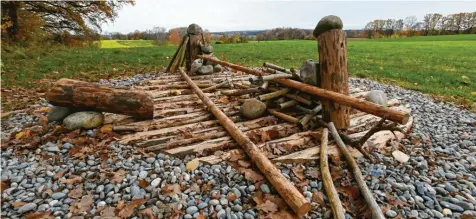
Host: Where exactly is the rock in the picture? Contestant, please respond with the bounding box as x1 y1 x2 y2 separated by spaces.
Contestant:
197 65 214 75
260 184 271 194
186 206 198 215
97 201 106 208
299 59 320 86
198 202 208 209
392 150 409 163
442 208 452 216
440 201 464 212
187 23 202 35
63 111 104 130
385 210 397 218
364 90 388 106
18 203 37 213
201 45 213 54
230 188 241 198
130 185 141 197
191 59 203 73
48 106 73 122
209 199 219 206
213 64 223 73
51 192 66 200
240 99 266 119
313 15 343 38
219 198 228 205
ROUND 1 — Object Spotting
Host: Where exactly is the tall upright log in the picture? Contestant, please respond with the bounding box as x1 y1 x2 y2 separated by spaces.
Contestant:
46 79 154 119
178 68 311 216
185 24 203 72
314 15 350 129
199 56 409 125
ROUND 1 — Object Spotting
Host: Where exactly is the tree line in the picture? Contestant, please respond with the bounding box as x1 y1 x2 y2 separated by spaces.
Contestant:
360 12 476 39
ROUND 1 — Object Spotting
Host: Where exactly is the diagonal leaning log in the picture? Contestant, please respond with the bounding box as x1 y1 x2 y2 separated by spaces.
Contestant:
178 68 311 217
198 55 409 125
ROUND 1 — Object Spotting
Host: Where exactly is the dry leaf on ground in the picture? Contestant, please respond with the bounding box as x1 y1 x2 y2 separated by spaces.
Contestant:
190 183 200 193
68 185 83 198
162 184 182 196
60 175 82 184
1 180 10 193
291 166 305 181
307 169 320 179
196 211 206 219
241 168 265 183
137 178 148 188
218 97 229 103
312 191 325 205
257 200 278 213
186 158 199 172
12 201 25 207
137 207 155 219
263 210 298 219
100 206 119 218
70 193 94 214
110 169 127 184
237 160 250 168
117 199 146 218
24 211 54 219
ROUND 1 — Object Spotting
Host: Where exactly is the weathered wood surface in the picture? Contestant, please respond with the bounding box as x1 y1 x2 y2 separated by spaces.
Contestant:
318 29 350 129
46 78 154 119
185 34 202 72
178 67 311 216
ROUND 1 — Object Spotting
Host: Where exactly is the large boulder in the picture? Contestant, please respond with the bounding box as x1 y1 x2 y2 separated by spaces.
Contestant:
48 106 73 122
240 99 266 119
187 23 202 35
299 59 320 86
197 65 214 75
63 111 104 130
313 15 343 38
191 59 203 73
201 45 213 54
364 90 388 106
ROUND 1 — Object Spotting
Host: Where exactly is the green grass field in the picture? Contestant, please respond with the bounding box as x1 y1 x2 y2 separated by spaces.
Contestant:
2 35 475 109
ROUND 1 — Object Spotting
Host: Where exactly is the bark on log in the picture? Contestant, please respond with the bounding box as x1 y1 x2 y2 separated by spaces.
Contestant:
318 29 350 129
166 35 188 72
198 56 409 125
263 62 292 73
267 109 299 124
185 34 202 72
320 128 346 219
178 68 311 216
46 78 153 119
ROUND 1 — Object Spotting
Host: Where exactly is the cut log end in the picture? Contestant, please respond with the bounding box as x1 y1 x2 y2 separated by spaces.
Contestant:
297 203 312 217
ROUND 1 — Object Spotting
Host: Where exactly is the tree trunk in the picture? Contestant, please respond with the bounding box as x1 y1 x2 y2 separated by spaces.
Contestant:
318 29 350 129
46 79 154 120
1 2 20 41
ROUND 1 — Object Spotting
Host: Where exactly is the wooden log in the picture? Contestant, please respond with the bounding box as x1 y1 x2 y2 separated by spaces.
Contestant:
268 87 312 106
298 104 322 129
185 34 202 71
320 128 346 219
198 56 409 125
202 80 229 92
278 100 298 110
221 88 260 96
166 35 188 72
327 122 385 219
46 78 154 120
263 62 292 74
315 16 350 129
178 67 311 216
267 109 299 124
260 81 269 90
258 88 289 101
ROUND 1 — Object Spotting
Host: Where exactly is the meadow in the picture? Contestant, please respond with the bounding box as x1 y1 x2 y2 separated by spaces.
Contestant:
2 35 475 109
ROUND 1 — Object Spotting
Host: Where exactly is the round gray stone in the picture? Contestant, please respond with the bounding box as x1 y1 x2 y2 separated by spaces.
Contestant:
240 99 266 119
313 15 343 38
63 111 104 130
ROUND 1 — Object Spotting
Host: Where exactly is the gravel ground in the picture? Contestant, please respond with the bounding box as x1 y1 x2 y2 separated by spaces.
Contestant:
1 74 475 219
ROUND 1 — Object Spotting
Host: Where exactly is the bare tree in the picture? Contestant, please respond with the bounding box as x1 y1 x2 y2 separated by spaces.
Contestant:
404 16 418 36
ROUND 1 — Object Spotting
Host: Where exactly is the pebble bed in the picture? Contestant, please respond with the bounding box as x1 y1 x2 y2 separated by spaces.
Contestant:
1 74 475 219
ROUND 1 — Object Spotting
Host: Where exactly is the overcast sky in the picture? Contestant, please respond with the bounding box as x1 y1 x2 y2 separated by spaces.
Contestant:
102 0 476 33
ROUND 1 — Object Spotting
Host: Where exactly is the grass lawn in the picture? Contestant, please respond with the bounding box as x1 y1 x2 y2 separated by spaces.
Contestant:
1 35 475 110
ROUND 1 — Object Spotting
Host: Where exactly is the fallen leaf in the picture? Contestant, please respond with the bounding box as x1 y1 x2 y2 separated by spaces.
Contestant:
307 169 320 179
137 178 148 188
186 158 199 172
117 200 125 210
264 210 299 219
227 192 237 201
24 211 54 219
257 200 278 213
110 169 127 184
12 201 25 207
54 169 67 179
291 166 305 181
60 175 82 184
218 96 229 103
68 185 83 198
338 186 360 200
100 125 113 133
137 207 155 219
196 211 206 219
263 194 287 210
117 199 146 218
101 206 119 218
237 160 251 168
312 191 325 205
190 183 200 193
16 129 31 140
201 181 213 192
1 180 10 193
70 193 94 213
241 168 265 183
330 166 343 181
392 150 409 163
162 184 181 196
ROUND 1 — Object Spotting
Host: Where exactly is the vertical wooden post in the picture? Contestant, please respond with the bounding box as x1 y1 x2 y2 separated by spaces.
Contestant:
185 24 203 72
314 15 350 129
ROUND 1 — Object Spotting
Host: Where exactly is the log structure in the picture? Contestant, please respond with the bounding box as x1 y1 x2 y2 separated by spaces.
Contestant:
46 78 154 119
198 55 409 124
178 67 311 216
314 16 350 129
